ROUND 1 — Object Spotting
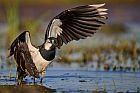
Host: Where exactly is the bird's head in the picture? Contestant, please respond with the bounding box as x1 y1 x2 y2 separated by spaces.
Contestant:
44 37 57 50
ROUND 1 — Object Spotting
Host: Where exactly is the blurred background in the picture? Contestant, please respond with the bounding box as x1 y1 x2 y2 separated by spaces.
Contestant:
1 0 140 92
0 0 140 72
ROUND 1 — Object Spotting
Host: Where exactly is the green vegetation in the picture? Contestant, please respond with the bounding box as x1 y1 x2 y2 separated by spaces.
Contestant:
58 40 140 71
5 0 19 46
2 0 49 47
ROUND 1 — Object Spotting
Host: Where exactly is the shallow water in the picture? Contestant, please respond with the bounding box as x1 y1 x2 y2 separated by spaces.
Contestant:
0 67 140 93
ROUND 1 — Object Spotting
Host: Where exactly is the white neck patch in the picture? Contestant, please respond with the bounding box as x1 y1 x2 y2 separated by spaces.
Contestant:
44 42 52 50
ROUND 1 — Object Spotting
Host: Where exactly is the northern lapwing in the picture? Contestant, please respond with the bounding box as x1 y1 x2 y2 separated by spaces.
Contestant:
9 4 107 84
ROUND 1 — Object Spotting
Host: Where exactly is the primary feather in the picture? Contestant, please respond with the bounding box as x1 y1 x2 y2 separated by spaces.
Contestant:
45 3 107 48
9 4 107 83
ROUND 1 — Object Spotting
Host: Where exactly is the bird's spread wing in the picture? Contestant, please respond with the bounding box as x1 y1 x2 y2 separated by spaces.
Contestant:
45 3 107 48
9 31 39 78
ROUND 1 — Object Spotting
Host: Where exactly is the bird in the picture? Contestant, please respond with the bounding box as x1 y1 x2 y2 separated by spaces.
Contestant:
8 3 107 84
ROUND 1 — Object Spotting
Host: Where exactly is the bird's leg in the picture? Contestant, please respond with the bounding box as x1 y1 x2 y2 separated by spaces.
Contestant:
33 77 35 84
16 67 27 85
18 77 23 85
16 68 23 85
40 77 43 84
17 73 24 85
40 72 44 84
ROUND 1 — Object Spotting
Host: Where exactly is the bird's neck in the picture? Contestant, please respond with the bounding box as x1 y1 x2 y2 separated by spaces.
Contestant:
39 46 56 61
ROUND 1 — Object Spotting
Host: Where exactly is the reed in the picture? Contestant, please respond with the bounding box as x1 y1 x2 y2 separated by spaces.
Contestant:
4 0 49 47
9 64 12 79
113 79 117 90
5 0 19 47
103 80 107 92
95 81 99 92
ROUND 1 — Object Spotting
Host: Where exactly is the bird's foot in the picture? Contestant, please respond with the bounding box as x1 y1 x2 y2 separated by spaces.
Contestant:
17 79 26 85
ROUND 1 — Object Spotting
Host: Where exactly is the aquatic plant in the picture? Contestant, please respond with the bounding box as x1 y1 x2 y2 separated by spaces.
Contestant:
95 81 99 92
103 80 107 92
113 79 117 91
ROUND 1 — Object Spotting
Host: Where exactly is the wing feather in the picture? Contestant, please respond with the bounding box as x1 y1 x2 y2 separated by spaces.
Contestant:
9 31 39 78
45 3 107 48
62 25 80 40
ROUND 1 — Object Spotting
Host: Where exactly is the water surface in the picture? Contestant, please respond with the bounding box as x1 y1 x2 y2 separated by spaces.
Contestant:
0 67 140 93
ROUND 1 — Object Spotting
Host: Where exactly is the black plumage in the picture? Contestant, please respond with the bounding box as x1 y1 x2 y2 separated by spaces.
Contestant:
45 4 107 48
9 4 107 84
39 46 56 61
9 31 39 83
